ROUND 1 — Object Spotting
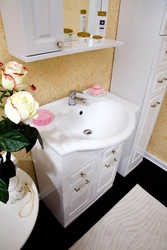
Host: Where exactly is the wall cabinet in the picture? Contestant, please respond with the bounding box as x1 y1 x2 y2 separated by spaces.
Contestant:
111 0 167 176
0 0 123 62
31 141 124 227
0 0 64 58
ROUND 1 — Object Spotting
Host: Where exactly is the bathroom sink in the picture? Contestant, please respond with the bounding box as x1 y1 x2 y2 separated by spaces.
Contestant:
57 101 129 140
28 90 139 155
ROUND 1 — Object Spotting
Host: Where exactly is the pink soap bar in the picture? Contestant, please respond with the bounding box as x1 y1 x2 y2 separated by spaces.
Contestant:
88 84 105 96
32 109 52 126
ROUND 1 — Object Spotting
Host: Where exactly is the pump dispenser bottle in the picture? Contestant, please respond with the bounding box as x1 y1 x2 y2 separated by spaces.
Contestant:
80 9 87 32
96 11 107 38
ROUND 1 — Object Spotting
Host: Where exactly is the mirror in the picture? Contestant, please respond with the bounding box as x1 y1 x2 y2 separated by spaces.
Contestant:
63 0 109 37
63 0 90 36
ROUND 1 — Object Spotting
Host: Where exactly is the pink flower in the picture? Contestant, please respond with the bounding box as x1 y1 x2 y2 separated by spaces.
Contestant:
0 61 28 91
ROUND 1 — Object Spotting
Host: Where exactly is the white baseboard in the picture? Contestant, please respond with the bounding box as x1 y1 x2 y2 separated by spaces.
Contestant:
144 152 167 172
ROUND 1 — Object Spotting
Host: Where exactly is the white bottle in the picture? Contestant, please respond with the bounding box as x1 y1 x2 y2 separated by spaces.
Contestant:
80 9 87 32
64 28 73 47
96 11 107 38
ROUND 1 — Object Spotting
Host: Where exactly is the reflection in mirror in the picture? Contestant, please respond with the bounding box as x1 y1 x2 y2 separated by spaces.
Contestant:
63 0 90 36
88 0 109 36
63 0 109 38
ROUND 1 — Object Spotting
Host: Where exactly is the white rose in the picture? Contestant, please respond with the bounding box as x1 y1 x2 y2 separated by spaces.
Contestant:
1 61 28 91
4 91 39 124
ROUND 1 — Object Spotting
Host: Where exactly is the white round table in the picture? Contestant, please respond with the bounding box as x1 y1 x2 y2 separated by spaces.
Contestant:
0 168 39 250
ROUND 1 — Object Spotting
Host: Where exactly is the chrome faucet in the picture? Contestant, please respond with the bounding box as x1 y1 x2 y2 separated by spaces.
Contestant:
68 90 86 106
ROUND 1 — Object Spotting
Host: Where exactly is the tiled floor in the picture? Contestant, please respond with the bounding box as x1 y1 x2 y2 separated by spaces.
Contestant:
22 158 167 250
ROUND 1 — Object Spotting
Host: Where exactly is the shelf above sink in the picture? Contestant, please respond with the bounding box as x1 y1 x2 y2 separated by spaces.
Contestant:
10 39 123 63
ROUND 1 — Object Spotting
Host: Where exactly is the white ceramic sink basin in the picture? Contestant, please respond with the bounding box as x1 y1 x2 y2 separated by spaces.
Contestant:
57 101 129 140
29 90 139 155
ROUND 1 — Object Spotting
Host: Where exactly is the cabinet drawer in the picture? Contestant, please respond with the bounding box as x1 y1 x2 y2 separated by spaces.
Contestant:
61 156 97 194
100 143 124 161
152 36 167 69
61 149 101 177
145 66 167 97
62 143 123 193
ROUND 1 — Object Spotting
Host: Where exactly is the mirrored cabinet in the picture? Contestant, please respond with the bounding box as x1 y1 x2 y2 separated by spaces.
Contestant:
0 0 123 62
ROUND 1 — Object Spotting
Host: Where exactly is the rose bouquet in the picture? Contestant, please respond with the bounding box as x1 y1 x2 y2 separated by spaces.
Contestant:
0 61 43 203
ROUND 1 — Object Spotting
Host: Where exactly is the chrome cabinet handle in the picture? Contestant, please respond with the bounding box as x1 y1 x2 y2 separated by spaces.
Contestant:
74 179 89 192
158 78 167 83
105 158 117 168
151 102 160 108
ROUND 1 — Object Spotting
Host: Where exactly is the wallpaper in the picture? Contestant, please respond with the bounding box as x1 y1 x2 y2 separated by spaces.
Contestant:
0 0 166 187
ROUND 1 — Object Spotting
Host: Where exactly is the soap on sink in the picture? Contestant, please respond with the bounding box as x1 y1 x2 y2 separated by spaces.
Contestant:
32 109 52 126
88 84 105 96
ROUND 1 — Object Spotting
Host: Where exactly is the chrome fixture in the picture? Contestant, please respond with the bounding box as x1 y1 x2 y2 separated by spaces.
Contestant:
68 90 86 106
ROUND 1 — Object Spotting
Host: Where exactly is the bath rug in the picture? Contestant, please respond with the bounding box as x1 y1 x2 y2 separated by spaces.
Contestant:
69 184 167 250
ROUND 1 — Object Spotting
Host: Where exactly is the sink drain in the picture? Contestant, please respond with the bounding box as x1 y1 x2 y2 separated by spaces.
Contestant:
83 129 93 135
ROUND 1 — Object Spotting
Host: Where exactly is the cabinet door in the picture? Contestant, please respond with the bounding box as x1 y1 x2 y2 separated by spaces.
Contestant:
0 0 64 56
63 174 94 224
19 0 64 55
62 156 97 224
127 90 165 173
95 145 123 196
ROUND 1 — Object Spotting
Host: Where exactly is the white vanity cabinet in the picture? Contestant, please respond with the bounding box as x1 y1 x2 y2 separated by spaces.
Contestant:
0 0 64 58
31 141 124 227
111 0 167 176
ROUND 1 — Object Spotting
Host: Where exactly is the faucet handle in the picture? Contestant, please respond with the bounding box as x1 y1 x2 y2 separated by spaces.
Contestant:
68 90 86 106
69 90 83 96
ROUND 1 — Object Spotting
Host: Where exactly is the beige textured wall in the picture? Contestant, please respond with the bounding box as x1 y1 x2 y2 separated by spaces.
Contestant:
0 0 121 185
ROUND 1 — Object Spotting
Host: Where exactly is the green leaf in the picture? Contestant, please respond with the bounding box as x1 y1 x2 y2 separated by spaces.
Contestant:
24 126 44 152
0 118 43 153
0 129 30 152
0 178 8 203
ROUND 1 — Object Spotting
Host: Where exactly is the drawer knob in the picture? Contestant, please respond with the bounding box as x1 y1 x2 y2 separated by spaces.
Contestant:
105 158 117 168
80 172 86 178
57 41 64 48
158 78 167 83
112 150 116 154
74 179 89 192
151 102 160 108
